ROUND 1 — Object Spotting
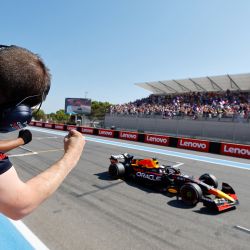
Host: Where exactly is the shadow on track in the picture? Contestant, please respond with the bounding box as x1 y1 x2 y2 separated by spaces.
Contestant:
167 200 223 215
95 171 159 194
193 206 236 215
95 171 113 181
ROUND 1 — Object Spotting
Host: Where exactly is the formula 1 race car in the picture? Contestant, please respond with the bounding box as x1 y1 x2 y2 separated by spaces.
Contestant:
108 153 239 212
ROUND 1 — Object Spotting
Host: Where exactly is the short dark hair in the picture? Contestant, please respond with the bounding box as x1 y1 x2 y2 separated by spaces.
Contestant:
0 45 51 107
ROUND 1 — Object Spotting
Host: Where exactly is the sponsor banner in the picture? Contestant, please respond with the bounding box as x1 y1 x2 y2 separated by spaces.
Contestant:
44 123 53 128
29 121 35 126
144 134 169 146
98 129 114 138
81 127 94 134
35 122 43 127
221 143 250 159
119 131 138 141
178 138 210 152
67 125 77 131
54 124 65 130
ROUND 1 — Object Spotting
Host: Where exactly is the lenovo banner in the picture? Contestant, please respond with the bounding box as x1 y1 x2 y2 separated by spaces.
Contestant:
119 131 138 141
35 122 43 127
98 129 115 138
178 138 210 152
81 127 94 134
144 134 169 146
44 123 53 128
67 125 77 131
29 121 35 126
221 143 250 159
54 124 65 130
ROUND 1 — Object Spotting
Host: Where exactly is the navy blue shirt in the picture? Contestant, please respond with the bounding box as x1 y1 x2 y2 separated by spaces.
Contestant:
0 152 12 175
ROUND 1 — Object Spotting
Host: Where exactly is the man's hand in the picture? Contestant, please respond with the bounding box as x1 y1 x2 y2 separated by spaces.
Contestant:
18 129 32 145
64 130 85 165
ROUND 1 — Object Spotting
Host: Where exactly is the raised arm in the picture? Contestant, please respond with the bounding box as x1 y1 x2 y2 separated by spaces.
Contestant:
0 130 85 220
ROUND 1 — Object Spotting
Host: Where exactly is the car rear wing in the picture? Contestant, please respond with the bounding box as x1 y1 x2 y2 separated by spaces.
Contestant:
110 154 125 160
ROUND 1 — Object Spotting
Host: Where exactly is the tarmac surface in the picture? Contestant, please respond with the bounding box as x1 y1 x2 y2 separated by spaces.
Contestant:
4 128 250 250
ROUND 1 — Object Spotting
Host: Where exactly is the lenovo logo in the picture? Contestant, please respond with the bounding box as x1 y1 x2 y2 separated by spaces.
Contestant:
67 126 76 131
99 131 112 136
98 130 114 137
180 140 206 149
81 128 94 134
224 146 250 155
119 131 138 141
145 134 169 146
221 143 250 159
55 125 64 130
45 124 53 128
178 138 209 152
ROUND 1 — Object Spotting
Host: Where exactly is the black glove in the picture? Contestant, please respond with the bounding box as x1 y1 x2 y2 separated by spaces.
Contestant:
18 129 32 145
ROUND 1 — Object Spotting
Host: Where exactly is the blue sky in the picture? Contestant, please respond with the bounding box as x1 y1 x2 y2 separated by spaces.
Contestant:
1 0 250 113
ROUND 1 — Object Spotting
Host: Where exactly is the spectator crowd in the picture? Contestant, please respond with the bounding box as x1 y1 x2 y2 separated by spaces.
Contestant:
108 90 250 120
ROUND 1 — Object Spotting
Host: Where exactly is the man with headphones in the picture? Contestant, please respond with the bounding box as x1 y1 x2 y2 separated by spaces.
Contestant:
0 45 85 220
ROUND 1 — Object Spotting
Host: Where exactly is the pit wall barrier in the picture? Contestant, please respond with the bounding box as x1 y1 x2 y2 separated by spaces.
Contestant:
29 122 250 160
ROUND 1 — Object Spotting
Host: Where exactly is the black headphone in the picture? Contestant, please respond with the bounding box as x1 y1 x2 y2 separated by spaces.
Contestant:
0 104 33 133
0 45 49 133
0 93 46 133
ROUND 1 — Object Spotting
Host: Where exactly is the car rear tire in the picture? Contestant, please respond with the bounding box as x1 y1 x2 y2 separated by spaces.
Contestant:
199 173 218 188
109 163 125 179
180 183 202 206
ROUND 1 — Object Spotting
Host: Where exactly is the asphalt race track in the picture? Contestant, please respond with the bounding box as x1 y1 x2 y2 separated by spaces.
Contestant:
4 128 250 250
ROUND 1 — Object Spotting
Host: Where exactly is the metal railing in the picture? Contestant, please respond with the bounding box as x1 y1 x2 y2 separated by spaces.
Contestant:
107 112 250 123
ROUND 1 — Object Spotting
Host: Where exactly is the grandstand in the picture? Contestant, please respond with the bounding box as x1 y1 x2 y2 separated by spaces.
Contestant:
105 73 250 144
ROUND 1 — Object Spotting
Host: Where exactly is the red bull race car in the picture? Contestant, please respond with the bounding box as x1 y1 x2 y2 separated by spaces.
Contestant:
108 153 239 212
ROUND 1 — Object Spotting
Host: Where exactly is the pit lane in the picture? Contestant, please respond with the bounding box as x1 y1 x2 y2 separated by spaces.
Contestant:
5 128 250 250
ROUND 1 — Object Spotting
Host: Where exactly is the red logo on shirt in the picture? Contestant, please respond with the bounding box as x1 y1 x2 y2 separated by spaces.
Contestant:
0 153 7 160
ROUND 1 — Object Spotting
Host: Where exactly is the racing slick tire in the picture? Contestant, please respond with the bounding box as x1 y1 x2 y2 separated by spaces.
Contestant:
199 173 218 188
180 183 202 206
109 163 125 179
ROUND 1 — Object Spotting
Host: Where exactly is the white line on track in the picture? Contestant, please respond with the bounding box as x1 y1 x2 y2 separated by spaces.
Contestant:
9 148 64 158
35 136 59 140
9 152 38 157
20 146 35 152
9 146 38 157
234 225 250 234
9 219 49 250
173 162 184 168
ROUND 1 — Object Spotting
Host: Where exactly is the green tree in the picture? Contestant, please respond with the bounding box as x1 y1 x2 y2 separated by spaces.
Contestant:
47 113 56 122
32 109 46 121
54 109 70 123
90 101 112 120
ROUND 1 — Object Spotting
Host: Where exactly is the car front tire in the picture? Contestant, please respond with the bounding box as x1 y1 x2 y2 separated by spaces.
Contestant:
180 183 202 206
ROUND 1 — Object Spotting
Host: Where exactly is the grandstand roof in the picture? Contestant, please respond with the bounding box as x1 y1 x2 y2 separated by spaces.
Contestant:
135 73 250 95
